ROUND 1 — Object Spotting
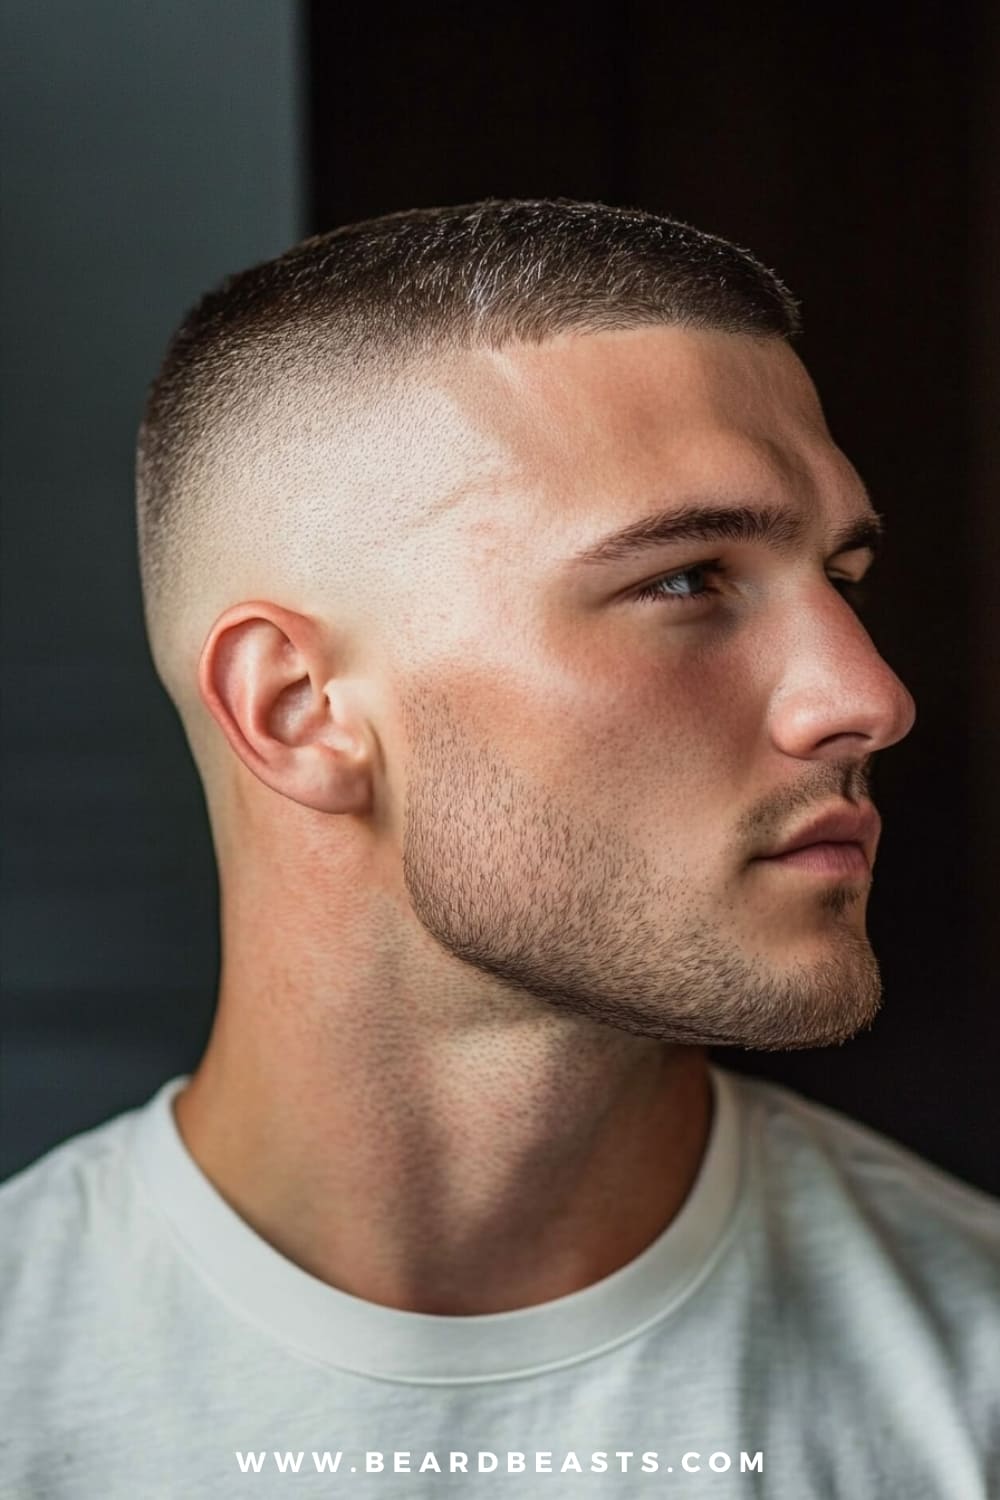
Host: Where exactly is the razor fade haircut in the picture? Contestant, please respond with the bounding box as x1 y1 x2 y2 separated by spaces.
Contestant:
135 197 800 791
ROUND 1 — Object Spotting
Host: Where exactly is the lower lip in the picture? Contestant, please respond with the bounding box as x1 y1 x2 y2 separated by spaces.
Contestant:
755 842 871 878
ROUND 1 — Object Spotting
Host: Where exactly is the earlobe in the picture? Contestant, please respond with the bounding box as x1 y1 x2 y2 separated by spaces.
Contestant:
197 603 372 815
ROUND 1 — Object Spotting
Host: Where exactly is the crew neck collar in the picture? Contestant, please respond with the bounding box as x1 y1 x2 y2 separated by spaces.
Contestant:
128 1065 745 1385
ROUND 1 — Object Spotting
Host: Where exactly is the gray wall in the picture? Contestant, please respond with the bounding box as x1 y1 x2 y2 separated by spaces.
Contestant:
1 0 303 1176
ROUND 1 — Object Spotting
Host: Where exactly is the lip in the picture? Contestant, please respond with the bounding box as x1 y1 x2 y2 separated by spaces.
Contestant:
758 841 872 879
754 802 882 872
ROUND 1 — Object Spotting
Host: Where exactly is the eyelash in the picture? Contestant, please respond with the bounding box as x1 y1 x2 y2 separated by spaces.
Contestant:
634 561 870 609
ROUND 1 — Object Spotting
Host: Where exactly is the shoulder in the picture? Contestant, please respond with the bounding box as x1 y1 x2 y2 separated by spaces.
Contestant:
0 1098 159 1338
724 1067 1000 1301
734 1069 999 1226
0 1106 135 1243
1 1106 133 1206
743 1074 1000 1200
717 1071 1000 1484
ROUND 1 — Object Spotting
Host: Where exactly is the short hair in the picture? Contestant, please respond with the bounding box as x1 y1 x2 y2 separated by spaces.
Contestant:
135 198 799 718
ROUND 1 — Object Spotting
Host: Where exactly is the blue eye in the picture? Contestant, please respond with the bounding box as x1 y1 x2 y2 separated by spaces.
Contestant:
634 564 871 611
634 563 723 606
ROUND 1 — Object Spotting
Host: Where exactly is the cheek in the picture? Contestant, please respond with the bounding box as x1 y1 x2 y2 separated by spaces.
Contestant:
588 651 756 827
402 596 761 843
502 625 760 833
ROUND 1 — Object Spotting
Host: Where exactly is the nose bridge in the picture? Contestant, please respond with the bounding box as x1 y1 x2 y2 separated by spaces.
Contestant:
768 585 916 758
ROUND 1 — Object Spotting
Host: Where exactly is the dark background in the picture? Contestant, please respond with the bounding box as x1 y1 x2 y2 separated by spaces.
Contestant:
2 1 997 1189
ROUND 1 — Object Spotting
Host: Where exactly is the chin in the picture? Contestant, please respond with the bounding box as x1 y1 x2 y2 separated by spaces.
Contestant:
750 894 871 950
748 1000 883 1052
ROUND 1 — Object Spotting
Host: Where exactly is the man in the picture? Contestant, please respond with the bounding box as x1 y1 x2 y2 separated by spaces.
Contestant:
1 198 997 1497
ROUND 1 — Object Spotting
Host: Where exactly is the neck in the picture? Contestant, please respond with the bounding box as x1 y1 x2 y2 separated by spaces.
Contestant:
174 882 713 1316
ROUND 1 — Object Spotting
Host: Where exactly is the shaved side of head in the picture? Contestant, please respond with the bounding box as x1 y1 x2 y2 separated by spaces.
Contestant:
135 198 799 794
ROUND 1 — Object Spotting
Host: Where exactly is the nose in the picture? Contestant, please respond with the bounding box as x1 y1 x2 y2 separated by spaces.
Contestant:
766 589 917 762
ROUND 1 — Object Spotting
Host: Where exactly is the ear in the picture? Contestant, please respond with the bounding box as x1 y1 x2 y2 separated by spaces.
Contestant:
197 601 373 814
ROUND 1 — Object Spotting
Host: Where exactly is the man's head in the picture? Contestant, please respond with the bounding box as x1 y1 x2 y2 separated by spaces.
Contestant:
136 198 915 1051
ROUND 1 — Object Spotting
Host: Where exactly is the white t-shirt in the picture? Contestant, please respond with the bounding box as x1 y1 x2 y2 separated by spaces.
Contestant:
1 1066 997 1498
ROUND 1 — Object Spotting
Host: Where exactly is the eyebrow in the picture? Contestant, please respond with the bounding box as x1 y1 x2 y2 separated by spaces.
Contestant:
571 502 885 568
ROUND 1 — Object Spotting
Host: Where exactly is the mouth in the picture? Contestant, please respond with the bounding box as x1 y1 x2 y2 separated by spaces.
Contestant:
753 840 871 880
752 801 881 878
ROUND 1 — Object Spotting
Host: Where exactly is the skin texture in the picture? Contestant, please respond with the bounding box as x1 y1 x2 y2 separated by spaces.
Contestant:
173 326 916 1315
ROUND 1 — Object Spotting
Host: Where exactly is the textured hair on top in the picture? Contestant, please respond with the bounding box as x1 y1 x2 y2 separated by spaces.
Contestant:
135 197 800 715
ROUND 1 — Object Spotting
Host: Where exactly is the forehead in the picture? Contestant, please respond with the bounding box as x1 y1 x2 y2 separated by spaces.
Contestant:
422 326 866 544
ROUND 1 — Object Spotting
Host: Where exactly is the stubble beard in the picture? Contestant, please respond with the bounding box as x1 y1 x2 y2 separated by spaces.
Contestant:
400 702 883 1052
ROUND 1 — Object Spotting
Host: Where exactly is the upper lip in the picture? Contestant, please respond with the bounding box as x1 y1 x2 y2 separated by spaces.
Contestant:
759 803 882 864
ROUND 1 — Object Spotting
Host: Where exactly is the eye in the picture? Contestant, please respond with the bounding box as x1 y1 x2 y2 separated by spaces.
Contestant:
830 574 870 612
633 563 873 611
634 562 725 607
